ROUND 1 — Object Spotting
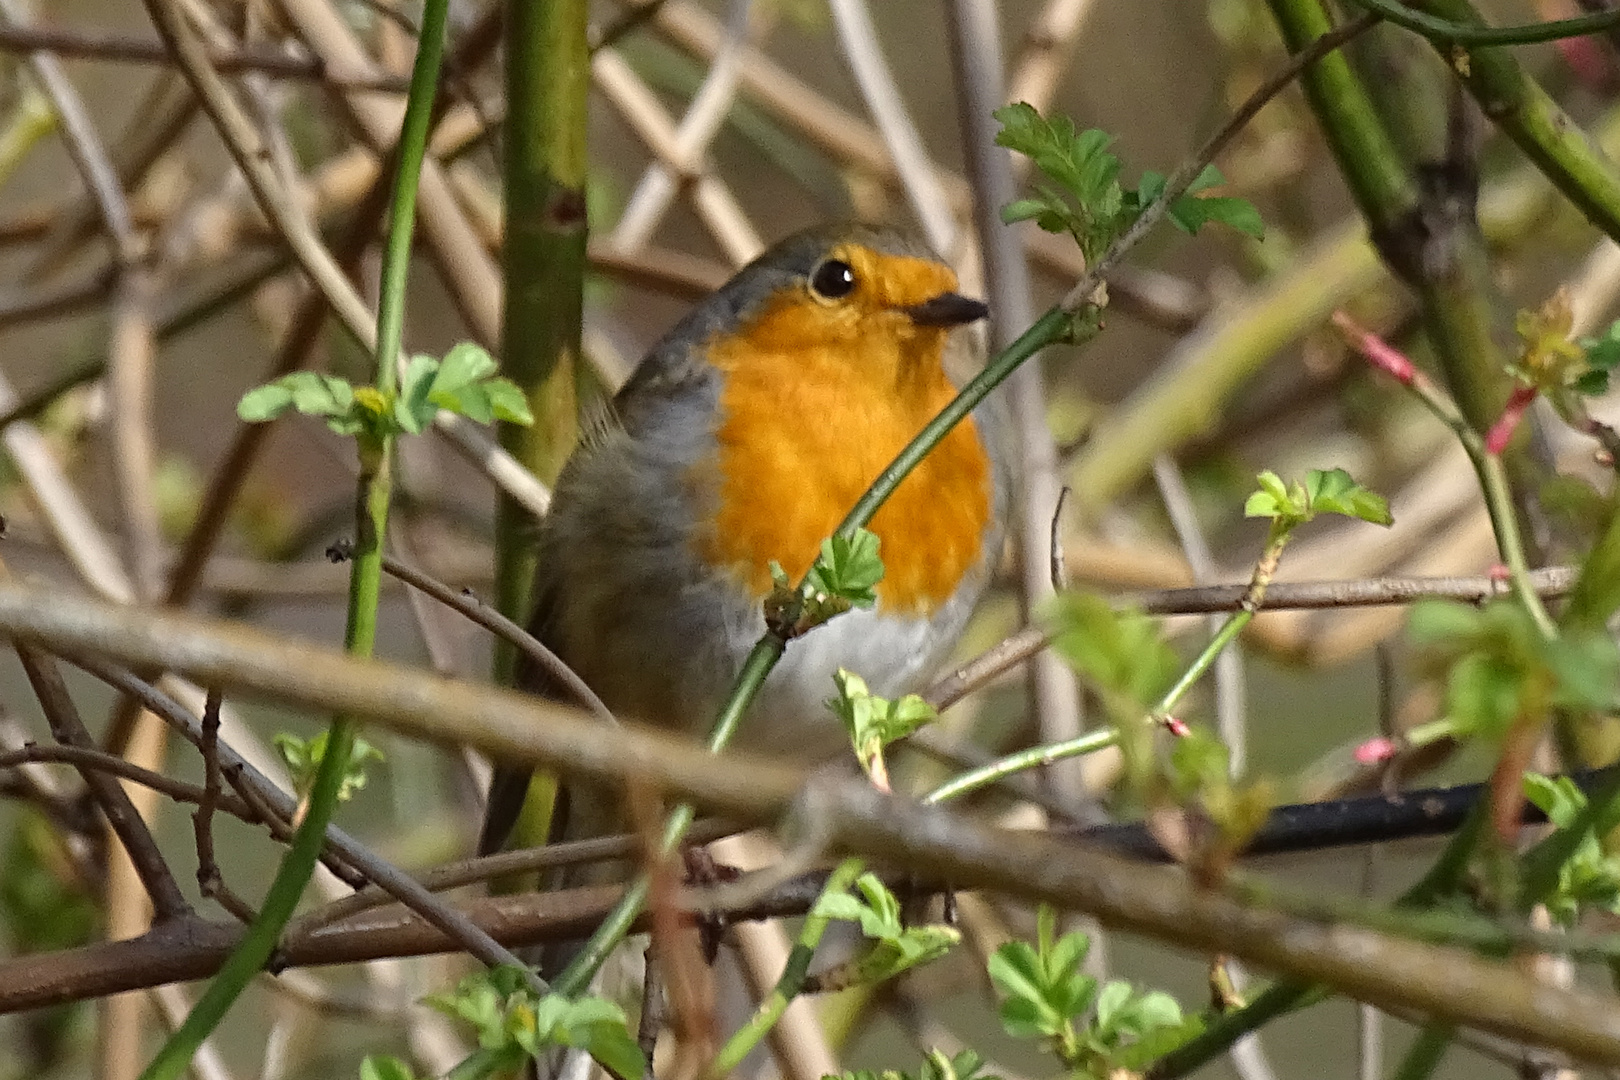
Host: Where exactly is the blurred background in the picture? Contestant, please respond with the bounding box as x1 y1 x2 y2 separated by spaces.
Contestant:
0 0 1616 1076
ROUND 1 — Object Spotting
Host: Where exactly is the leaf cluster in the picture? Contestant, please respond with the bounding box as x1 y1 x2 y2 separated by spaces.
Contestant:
1244 467 1393 529
1165 727 1276 864
994 103 1262 266
1410 599 1619 742
767 528 885 638
827 668 937 781
834 1049 999 1080
1523 773 1620 926
425 966 645 1080
237 343 533 451
1507 290 1620 399
1045 592 1179 721
272 730 383 802
813 872 960 987
987 908 1196 1076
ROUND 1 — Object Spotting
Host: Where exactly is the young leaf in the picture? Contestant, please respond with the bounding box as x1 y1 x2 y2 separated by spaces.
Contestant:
359 1057 420 1080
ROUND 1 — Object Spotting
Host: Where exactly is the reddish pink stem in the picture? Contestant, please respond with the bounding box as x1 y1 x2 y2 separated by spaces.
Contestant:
1485 384 1538 456
1331 310 1417 385
1354 736 1397 765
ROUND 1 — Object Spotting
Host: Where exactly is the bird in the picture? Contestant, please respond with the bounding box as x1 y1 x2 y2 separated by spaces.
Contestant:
479 222 1010 879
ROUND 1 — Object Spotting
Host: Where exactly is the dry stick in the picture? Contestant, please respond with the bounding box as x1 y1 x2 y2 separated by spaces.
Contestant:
609 0 756 256
827 0 956 252
1005 0 1096 116
275 0 502 343
0 0 167 599
363 546 618 727
922 567 1579 711
0 23 414 90
1 31 177 1076
591 50 762 263
76 654 539 974
288 819 737 935
138 0 548 520
103 19 503 757
945 0 1085 807
192 689 258 925
0 743 254 820
27 73 197 283
11 640 191 922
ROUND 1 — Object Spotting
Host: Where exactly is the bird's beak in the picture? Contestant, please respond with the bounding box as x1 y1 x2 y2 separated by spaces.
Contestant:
903 292 989 327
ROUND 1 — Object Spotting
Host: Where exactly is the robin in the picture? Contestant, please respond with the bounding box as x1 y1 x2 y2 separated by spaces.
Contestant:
479 222 1009 864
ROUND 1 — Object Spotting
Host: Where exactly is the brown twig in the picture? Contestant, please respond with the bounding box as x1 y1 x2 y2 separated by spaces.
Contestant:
70 651 545 975
191 688 257 925
352 543 617 728
12 642 191 922
0 741 254 821
0 23 415 90
924 567 1580 710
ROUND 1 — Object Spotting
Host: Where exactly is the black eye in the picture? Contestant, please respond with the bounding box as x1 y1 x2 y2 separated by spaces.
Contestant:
809 259 856 300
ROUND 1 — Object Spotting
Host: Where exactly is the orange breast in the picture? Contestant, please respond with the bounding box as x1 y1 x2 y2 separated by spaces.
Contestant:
694 299 992 615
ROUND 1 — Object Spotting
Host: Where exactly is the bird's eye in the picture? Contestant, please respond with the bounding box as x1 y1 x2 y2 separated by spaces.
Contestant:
809 259 856 300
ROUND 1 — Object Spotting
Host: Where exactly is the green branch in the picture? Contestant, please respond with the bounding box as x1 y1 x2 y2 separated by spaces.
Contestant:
137 3 451 1076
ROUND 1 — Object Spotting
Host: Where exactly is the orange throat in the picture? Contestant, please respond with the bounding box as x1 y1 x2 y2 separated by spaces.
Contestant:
695 312 992 616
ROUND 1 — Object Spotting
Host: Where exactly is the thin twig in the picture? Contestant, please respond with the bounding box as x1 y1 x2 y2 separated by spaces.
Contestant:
923 567 1579 710
0 23 416 90
346 543 618 727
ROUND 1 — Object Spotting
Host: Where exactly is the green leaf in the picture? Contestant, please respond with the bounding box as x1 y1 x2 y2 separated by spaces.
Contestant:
828 668 937 770
1243 489 1280 519
1093 980 1133 1035
237 382 296 422
1407 599 1484 643
1305 468 1393 526
359 1057 419 1080
1546 630 1620 712
1164 172 1264 238
395 354 440 435
484 377 535 425
271 731 384 801
1045 593 1178 712
433 341 498 394
1245 469 1295 520
1524 772 1584 827
1574 369 1611 396
806 529 885 609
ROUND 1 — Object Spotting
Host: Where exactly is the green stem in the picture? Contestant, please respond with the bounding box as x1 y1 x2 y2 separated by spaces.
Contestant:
1148 982 1323 1079
707 858 866 1077
1345 0 1620 47
137 5 450 1075
551 639 786 997
924 728 1120 805
836 307 1075 538
1392 1024 1453 1080
1479 452 1556 639
1154 611 1253 720
1403 0 1620 244
1267 0 1417 235
495 0 588 684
